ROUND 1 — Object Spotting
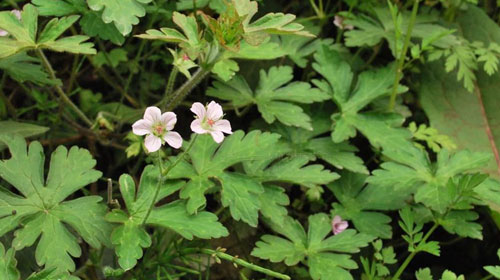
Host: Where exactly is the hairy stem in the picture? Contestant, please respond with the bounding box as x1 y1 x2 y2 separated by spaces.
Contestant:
36 49 93 127
181 248 291 280
142 135 198 225
391 223 438 280
163 68 210 111
163 67 179 103
388 0 420 112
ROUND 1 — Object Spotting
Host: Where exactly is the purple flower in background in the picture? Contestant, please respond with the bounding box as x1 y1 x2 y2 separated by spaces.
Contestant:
332 215 348 235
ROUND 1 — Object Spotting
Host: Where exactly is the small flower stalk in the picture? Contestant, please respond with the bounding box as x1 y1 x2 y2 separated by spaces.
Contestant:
0 10 21 37
132 106 183 153
332 215 348 235
190 101 232 143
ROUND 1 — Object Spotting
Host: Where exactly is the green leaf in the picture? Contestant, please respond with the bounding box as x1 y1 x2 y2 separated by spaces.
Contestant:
0 53 52 85
92 48 127 68
258 185 289 226
166 131 334 227
419 6 500 182
136 12 202 59
343 7 455 57
484 249 500 278
244 155 338 188
262 111 368 174
107 166 228 270
439 210 482 240
32 0 85 16
208 66 330 130
80 12 124 45
416 268 434 280
0 4 95 58
219 172 264 227
252 213 373 280
0 121 49 150
329 171 409 239
0 135 110 276
441 270 465 280
0 242 20 280
368 143 490 213
312 45 410 149
87 0 153 36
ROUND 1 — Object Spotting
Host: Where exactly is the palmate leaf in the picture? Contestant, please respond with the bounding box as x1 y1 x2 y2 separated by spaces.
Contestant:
165 131 337 227
0 4 95 58
87 0 152 36
106 166 228 271
0 52 52 85
208 66 330 130
312 45 411 150
263 110 368 174
0 242 19 280
368 144 490 213
32 0 125 45
343 7 455 57
136 12 203 59
0 135 111 276
252 213 374 280
328 172 410 239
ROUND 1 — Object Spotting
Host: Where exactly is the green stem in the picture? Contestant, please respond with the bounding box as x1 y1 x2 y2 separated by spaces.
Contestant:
387 0 420 112
142 135 198 225
182 248 291 280
162 68 210 111
391 223 438 280
163 67 179 103
35 49 93 127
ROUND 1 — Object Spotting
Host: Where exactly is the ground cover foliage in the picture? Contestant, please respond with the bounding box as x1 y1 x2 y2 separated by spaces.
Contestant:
1 0 500 279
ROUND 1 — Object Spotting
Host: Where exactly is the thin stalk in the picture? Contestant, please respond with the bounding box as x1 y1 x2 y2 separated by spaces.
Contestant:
201 248 290 280
391 223 438 280
387 0 420 112
163 67 179 102
162 68 210 111
35 49 93 127
142 135 198 225
182 248 291 280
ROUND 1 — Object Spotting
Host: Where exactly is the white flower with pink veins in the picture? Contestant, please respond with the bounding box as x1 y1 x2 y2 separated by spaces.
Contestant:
190 101 232 143
132 106 183 153
0 10 21 37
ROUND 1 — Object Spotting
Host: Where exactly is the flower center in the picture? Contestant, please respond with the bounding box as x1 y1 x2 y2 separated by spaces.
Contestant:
153 124 164 136
207 119 215 127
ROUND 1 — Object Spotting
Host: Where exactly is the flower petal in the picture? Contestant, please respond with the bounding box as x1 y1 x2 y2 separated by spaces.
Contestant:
213 119 232 134
206 101 223 120
12 10 21 19
0 29 7 37
132 119 153 135
164 131 183 149
144 134 162 153
338 221 349 231
332 215 342 225
144 106 162 123
210 130 224 143
191 119 208 134
161 112 177 131
190 102 206 119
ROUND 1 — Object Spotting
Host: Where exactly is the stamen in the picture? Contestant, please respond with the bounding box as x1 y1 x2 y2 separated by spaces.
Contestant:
207 119 215 126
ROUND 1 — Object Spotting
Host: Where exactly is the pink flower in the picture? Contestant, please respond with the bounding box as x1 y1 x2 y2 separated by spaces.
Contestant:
332 215 348 235
132 106 183 153
0 10 21 37
190 101 232 143
333 15 354 30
